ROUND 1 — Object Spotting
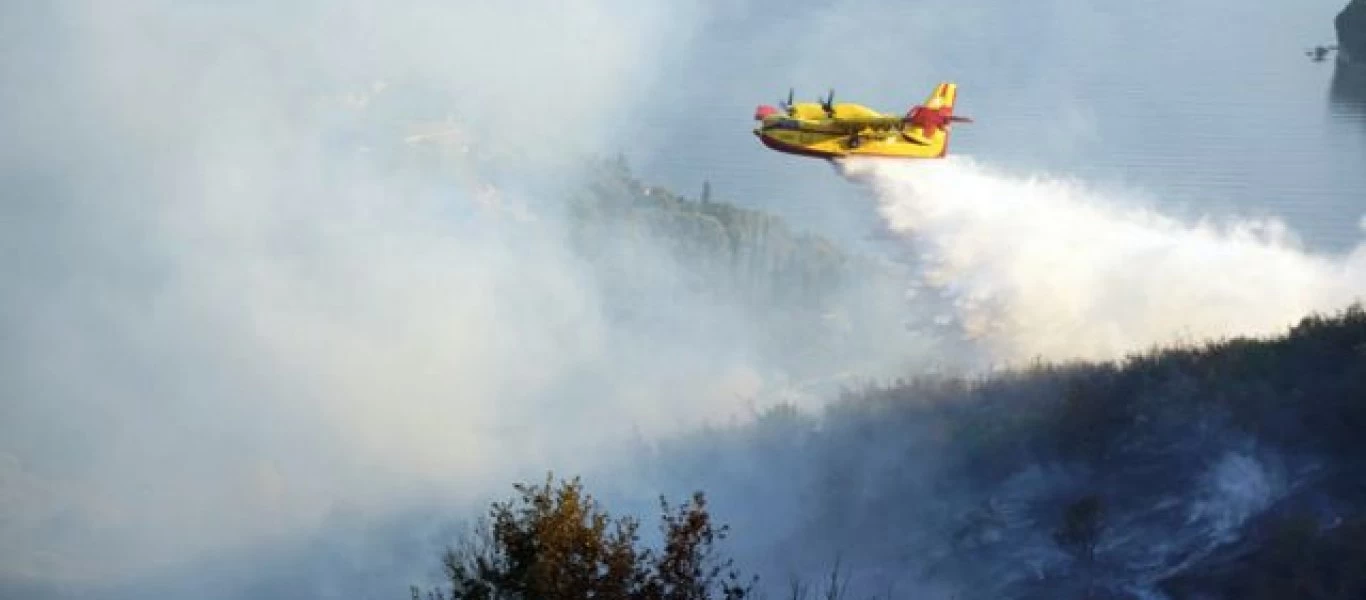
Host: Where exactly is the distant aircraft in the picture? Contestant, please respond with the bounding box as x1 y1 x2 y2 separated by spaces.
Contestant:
1305 44 1338 62
753 81 971 160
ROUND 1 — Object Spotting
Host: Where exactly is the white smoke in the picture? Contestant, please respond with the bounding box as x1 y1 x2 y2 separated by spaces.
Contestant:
0 0 751 588
1187 451 1284 545
838 156 1366 363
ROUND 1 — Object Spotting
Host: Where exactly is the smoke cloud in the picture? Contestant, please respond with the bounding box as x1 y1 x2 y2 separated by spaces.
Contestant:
0 0 770 588
838 156 1366 363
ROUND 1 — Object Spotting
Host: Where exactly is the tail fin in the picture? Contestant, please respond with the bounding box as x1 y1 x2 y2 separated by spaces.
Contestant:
902 81 970 156
922 81 957 112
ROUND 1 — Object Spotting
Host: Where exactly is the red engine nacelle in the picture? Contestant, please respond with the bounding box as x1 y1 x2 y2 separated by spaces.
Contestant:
905 105 949 136
904 104 972 137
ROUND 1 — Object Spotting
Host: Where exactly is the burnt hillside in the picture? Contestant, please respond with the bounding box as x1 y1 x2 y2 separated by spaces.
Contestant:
619 305 1366 599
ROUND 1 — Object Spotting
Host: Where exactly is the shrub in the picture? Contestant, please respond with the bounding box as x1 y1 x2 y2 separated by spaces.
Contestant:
413 473 755 600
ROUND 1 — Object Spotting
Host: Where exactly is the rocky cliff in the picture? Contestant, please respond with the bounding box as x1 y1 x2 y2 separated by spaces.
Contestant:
1338 0 1366 63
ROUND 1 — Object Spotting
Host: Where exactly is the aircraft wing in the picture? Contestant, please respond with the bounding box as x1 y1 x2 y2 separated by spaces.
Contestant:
819 114 907 132
836 83 963 134
834 115 905 129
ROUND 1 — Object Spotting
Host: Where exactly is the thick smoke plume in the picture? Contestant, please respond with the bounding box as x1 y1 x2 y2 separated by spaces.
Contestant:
838 156 1366 363
0 0 765 589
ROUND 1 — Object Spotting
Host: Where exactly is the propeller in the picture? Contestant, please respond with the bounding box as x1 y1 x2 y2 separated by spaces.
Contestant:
778 88 794 114
820 89 835 118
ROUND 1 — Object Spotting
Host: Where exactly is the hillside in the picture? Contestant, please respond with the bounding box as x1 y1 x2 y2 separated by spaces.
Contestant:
559 157 969 382
1339 0 1366 63
613 304 1366 599
12 165 1364 600
375 162 1366 599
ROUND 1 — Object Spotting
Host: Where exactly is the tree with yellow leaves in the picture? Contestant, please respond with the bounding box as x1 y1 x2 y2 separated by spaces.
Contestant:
413 474 755 600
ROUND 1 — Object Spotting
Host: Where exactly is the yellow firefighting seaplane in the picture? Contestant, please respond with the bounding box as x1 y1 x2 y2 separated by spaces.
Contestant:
752 81 971 160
